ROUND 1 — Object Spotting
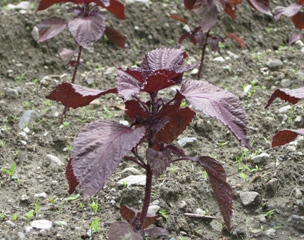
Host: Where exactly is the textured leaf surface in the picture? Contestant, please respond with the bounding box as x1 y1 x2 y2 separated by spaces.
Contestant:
181 80 250 148
141 48 193 78
68 11 105 50
273 4 302 21
108 222 142 240
116 70 141 101
265 87 304 108
104 26 126 48
68 121 145 199
125 100 149 122
188 156 233 230
38 17 67 42
155 107 195 144
246 0 272 16
46 82 117 109
272 129 304 147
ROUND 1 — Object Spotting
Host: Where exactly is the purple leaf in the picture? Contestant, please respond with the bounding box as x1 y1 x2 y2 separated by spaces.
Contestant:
104 26 126 48
289 33 303 46
147 147 171 178
265 87 304 108
68 120 145 199
292 11 304 30
38 17 67 42
272 129 304 147
116 70 141 101
188 156 233 231
144 227 169 237
141 48 194 79
142 72 176 93
198 3 220 33
246 0 272 16
273 4 302 21
58 48 79 60
181 80 250 149
46 82 117 109
108 222 143 240
68 11 106 50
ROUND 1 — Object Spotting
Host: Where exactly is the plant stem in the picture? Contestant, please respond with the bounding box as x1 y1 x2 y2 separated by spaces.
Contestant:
197 31 209 80
138 164 152 230
58 46 83 124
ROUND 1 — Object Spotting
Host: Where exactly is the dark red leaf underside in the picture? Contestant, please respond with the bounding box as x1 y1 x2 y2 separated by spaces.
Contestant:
299 0 304 4
108 222 142 240
46 82 117 109
69 121 145 200
66 158 79 194
265 87 304 108
246 0 272 16
155 107 196 144
125 100 149 121
181 80 250 149
225 33 245 48
38 17 67 42
157 91 184 119
68 11 106 50
169 14 189 24
184 0 197 10
273 4 302 21
142 73 176 93
224 3 237 19
120 204 158 229
104 26 126 48
98 0 125 19
272 129 304 147
292 11 304 30
188 156 233 231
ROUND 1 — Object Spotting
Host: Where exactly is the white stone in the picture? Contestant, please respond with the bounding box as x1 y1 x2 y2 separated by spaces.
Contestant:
46 154 63 166
117 175 146 186
178 137 197 147
213 56 225 62
148 205 160 215
240 191 260 206
31 220 52 230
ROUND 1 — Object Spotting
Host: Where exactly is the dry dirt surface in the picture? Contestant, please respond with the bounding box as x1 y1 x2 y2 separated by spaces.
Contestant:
1 0 304 240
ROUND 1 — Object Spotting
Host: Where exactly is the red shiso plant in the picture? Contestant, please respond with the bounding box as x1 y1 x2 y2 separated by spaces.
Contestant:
47 47 251 238
171 0 272 79
36 0 126 123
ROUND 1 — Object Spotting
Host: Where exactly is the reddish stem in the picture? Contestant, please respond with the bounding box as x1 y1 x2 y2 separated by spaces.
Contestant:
197 31 209 80
58 46 83 125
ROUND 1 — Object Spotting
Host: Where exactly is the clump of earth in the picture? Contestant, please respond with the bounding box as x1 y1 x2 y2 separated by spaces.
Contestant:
1 1 304 240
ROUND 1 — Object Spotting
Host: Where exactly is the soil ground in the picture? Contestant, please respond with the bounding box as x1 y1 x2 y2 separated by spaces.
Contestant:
1 1 304 240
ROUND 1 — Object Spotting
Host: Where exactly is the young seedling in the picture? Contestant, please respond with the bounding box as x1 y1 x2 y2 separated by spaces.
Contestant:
36 0 126 124
90 198 99 214
48 48 250 238
170 0 272 79
25 210 34 220
1 162 17 180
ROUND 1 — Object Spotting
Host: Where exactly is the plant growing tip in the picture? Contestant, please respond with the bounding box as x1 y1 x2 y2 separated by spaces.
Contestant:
49 48 252 238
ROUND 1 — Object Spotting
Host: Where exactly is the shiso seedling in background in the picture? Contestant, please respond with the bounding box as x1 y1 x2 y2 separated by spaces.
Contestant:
47 48 251 239
171 0 272 79
265 1 304 147
36 0 126 124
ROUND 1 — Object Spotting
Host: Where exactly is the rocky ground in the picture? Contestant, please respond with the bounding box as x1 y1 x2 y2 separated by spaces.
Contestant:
1 0 304 240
